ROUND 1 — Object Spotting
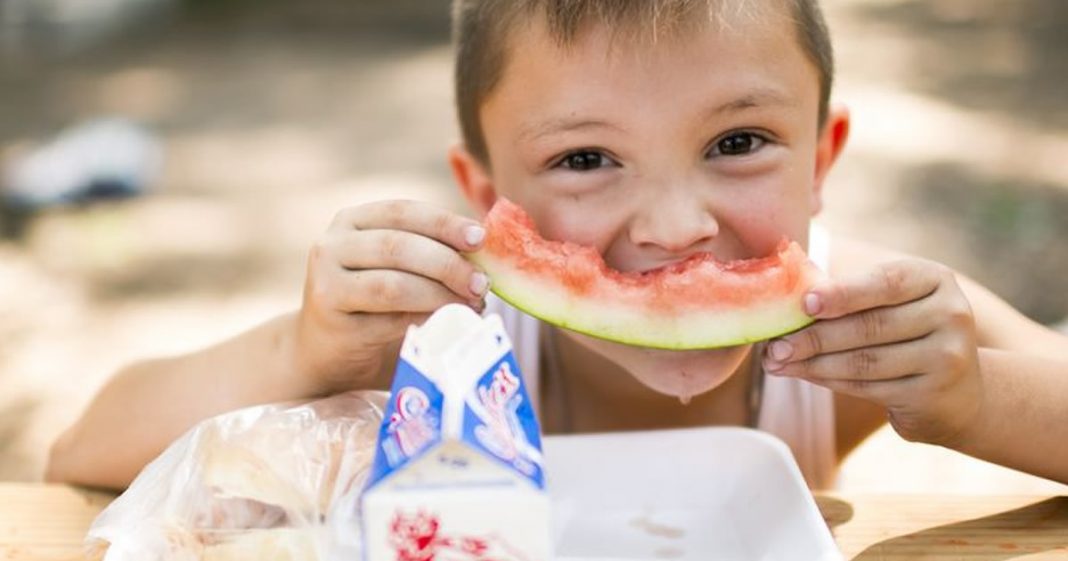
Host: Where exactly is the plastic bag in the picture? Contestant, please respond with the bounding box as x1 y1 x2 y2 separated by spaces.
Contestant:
86 391 387 561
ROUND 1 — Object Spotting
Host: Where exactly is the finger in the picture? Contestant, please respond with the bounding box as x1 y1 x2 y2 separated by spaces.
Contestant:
767 335 933 382
765 297 940 366
805 373 925 403
327 269 477 313
806 259 943 320
331 230 488 300
329 200 485 252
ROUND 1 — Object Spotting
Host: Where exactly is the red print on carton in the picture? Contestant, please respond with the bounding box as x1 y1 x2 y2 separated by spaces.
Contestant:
388 510 530 561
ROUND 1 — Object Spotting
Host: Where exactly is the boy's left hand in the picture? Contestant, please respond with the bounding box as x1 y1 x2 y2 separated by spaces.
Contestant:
762 259 983 446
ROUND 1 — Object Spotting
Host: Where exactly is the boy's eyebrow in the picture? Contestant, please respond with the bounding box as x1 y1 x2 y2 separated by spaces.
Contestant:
705 89 798 117
517 118 626 143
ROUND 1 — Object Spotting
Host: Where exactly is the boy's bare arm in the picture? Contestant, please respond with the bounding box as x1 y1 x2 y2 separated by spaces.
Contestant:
948 276 1068 483
46 312 391 489
47 313 294 489
954 349 1068 484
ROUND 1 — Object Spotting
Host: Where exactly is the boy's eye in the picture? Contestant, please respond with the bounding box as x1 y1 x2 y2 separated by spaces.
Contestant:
556 150 615 171
710 132 767 157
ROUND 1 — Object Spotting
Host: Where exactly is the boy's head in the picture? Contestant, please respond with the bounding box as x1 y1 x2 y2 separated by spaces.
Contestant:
453 0 835 167
448 0 850 398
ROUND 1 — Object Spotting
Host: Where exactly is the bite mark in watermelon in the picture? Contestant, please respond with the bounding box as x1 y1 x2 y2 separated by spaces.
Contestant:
467 198 823 349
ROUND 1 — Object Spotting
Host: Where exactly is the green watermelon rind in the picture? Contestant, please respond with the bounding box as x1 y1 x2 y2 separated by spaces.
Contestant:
470 251 816 350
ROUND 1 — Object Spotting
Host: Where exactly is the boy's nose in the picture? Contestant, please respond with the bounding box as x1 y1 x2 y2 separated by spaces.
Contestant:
628 188 719 255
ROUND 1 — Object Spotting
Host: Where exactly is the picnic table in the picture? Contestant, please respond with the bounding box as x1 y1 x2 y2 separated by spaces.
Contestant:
1 483 1066 560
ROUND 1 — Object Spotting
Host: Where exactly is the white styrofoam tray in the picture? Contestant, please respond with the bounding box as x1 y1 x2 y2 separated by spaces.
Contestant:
543 427 842 561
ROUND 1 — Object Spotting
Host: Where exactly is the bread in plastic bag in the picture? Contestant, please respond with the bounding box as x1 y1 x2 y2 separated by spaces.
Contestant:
85 390 387 561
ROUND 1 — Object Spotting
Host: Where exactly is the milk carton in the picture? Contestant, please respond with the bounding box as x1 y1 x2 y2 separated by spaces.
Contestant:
361 304 551 561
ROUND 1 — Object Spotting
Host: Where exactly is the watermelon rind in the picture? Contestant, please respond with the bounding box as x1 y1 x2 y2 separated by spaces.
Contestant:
468 251 816 350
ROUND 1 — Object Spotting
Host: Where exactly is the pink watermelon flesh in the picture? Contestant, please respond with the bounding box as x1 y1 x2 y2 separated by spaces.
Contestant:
467 198 822 349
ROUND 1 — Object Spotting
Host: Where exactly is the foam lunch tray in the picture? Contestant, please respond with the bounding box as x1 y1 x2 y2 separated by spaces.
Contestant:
543 427 842 561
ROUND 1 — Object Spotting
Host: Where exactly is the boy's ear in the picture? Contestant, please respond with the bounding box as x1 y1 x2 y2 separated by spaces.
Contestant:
811 104 851 216
448 143 497 216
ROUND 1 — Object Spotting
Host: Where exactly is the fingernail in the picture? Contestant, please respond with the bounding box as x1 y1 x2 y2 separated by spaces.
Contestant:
464 225 486 247
769 340 793 361
469 272 489 297
804 292 822 316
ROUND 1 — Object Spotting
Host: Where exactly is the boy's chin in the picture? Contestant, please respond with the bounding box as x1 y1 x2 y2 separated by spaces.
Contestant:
572 334 753 399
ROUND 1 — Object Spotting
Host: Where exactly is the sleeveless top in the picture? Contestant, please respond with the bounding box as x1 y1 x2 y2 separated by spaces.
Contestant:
485 226 837 489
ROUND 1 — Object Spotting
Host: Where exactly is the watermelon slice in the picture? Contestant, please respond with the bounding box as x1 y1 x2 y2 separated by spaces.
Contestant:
467 198 823 349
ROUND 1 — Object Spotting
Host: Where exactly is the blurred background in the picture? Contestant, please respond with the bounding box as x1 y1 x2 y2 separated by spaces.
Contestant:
0 0 1065 492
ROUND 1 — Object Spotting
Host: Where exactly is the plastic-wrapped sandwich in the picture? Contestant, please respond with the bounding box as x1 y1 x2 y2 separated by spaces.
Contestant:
361 303 552 561
85 391 387 561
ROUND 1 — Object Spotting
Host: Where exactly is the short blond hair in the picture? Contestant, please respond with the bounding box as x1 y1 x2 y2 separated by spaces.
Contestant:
452 0 834 165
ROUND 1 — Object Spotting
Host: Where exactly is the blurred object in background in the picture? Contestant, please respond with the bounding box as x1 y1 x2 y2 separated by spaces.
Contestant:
1 0 176 56
2 118 162 210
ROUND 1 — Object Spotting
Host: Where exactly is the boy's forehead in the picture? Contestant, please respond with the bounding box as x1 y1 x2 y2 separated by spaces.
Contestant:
479 1 820 156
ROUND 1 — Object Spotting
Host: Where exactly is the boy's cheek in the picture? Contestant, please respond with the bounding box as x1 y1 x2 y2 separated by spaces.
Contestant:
525 197 626 251
722 175 813 244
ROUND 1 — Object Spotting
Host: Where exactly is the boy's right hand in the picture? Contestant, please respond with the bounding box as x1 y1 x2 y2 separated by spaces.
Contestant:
292 200 489 395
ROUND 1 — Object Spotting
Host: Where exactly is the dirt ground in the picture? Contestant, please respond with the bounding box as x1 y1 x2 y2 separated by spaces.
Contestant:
1 0 1066 492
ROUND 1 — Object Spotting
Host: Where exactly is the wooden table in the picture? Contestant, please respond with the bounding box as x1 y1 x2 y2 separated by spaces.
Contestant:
1 484 1066 560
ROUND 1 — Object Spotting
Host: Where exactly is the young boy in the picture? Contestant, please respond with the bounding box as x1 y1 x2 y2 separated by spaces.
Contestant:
48 0 1068 490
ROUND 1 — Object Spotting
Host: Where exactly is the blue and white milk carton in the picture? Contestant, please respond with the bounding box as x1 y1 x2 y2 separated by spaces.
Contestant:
361 304 551 561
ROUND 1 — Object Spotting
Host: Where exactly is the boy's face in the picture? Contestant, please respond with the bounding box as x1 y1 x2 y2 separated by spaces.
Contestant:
454 7 848 398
